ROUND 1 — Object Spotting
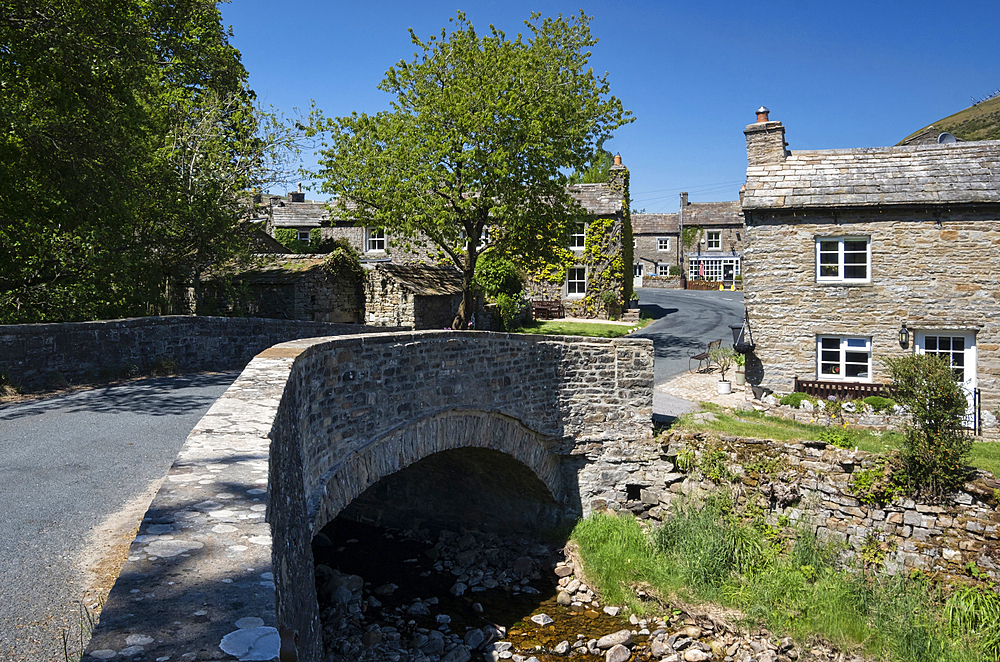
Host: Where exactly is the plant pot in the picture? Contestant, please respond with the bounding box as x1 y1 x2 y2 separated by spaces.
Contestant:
735 369 745 386
717 380 732 395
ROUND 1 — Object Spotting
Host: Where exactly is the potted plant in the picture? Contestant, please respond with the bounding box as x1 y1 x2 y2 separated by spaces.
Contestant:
734 352 746 386
709 346 736 394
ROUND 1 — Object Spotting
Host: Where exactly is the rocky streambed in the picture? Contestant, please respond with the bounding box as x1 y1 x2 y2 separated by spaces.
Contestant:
312 518 868 662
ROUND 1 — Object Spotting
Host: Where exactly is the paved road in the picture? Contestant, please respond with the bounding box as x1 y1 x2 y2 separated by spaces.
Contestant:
631 288 745 420
0 372 238 662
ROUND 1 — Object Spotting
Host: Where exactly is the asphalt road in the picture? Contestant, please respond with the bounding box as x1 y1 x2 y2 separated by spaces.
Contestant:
630 288 746 420
0 372 238 662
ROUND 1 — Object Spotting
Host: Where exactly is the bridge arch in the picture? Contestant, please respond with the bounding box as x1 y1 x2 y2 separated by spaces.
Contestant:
306 408 565 536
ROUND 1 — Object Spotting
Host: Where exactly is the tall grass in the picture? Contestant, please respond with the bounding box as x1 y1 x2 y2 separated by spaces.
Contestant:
571 506 986 661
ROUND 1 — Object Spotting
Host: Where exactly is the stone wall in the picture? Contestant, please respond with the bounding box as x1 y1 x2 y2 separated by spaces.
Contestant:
364 268 412 327
638 431 1000 583
0 316 387 391
743 209 1000 419
634 234 679 276
640 275 683 289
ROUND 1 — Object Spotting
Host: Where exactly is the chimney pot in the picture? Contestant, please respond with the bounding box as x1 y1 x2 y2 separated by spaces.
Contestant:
755 106 770 123
613 153 622 166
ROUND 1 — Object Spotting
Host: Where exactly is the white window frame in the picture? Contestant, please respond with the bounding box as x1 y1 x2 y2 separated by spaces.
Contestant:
657 237 670 252
706 230 722 251
688 256 741 282
366 227 386 252
914 330 977 415
816 335 872 382
297 229 311 243
570 223 587 252
657 263 671 276
815 236 871 283
566 266 587 298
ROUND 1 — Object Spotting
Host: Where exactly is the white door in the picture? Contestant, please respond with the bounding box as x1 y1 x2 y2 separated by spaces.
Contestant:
914 330 977 414
632 263 644 289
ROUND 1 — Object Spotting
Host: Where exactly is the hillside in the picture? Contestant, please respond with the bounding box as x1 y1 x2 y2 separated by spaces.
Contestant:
897 93 1000 145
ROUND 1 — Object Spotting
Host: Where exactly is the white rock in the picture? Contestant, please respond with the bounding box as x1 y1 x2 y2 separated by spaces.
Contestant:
89 651 117 660
682 649 711 662
603 606 620 617
125 634 154 646
596 630 632 649
606 644 631 662
530 613 554 626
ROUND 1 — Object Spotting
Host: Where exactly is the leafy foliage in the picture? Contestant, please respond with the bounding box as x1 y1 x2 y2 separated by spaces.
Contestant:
321 239 364 281
779 392 817 409
884 354 973 496
863 395 898 413
311 11 633 328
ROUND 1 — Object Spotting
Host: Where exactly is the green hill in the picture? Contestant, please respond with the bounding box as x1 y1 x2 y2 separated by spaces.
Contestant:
897 94 1000 145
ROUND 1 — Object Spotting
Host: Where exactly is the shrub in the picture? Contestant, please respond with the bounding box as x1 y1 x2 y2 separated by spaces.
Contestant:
473 253 523 298
862 395 897 413
709 346 736 381
668 265 681 276
495 292 526 331
274 228 310 253
849 455 908 506
779 392 815 409
883 354 972 496
321 239 364 281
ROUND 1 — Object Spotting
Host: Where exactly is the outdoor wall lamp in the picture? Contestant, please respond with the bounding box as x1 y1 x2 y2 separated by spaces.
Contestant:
898 322 909 349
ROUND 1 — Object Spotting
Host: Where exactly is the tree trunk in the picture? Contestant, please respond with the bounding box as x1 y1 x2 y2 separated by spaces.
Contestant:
452 268 475 330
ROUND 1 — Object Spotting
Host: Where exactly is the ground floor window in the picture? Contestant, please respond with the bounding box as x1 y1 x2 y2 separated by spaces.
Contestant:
566 266 587 297
297 229 311 243
366 228 386 252
817 335 871 381
633 263 643 277
657 263 671 276
914 331 977 410
688 256 741 281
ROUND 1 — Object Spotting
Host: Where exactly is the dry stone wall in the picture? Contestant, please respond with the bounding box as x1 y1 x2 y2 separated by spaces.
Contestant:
0 316 389 391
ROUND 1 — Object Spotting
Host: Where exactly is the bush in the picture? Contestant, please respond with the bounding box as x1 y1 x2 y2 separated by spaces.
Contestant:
883 354 972 496
862 395 897 413
668 265 681 276
495 292 526 331
473 253 523 298
321 239 364 281
274 228 311 253
779 392 816 409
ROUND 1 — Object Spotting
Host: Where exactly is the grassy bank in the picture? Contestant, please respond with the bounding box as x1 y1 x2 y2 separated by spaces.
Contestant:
675 404 1000 479
572 508 998 661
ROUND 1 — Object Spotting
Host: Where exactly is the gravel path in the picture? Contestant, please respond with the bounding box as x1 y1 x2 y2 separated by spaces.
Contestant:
0 372 237 662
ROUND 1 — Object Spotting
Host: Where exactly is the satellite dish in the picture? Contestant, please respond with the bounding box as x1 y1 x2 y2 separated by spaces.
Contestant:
937 132 958 144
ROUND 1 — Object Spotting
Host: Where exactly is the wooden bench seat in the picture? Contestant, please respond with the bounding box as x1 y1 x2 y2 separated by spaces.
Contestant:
688 339 721 373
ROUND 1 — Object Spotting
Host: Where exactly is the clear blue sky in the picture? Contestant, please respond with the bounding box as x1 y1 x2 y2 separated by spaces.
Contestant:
220 0 999 212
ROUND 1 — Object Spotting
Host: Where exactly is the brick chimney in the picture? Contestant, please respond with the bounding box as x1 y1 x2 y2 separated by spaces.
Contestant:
744 106 787 165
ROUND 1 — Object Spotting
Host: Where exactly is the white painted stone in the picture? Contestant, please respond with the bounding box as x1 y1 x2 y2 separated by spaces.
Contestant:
219 626 280 661
125 634 154 646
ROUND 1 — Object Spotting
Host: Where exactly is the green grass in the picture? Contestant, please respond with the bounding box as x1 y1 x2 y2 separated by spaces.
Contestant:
512 318 650 338
572 510 984 661
675 404 1000 478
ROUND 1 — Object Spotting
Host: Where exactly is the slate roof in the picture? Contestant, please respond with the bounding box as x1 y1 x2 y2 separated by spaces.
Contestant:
743 140 1000 210
568 183 624 215
632 213 679 234
375 263 464 296
682 201 742 226
271 201 329 228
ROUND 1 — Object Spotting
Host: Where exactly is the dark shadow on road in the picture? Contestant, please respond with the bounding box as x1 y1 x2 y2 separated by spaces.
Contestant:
633 332 702 360
0 372 239 421
637 305 679 320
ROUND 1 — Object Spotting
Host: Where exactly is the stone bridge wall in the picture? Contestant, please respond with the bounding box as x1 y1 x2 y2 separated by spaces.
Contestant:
0 316 394 390
85 331 655 662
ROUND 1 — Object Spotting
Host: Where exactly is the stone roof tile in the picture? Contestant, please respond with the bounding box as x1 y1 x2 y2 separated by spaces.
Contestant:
568 183 625 215
682 200 743 226
744 140 1000 209
632 213 679 234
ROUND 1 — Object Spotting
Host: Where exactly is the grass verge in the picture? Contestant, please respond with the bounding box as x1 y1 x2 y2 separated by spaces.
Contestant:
572 508 992 661
512 318 650 338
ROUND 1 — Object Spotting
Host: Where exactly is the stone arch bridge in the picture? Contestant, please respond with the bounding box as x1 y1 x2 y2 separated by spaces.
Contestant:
86 331 654 662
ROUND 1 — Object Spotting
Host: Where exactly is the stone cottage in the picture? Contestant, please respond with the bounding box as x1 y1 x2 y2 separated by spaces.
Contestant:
364 263 468 330
741 107 1000 431
680 193 744 285
631 211 680 288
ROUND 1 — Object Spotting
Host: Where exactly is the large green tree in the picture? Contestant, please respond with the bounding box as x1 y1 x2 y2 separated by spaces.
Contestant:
312 11 633 328
0 0 295 322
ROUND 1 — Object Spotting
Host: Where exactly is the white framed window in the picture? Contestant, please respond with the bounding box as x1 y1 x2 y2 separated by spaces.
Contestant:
566 266 587 298
688 256 741 282
657 237 670 252
366 227 386 252
460 227 490 250
657 263 671 276
816 236 870 283
817 335 872 382
633 263 643 277
570 223 587 251
297 229 311 243
706 230 721 250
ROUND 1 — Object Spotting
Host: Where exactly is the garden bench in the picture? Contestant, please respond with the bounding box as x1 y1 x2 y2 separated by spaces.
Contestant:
531 300 564 320
688 339 721 373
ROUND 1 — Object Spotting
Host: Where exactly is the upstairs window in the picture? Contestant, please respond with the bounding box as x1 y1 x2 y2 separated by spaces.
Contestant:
570 223 587 251
706 231 721 250
817 335 872 381
816 236 870 283
366 228 386 252
657 237 670 252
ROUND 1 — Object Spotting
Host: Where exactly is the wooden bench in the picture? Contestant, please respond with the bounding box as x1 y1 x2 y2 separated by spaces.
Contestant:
531 300 564 320
688 339 721 373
